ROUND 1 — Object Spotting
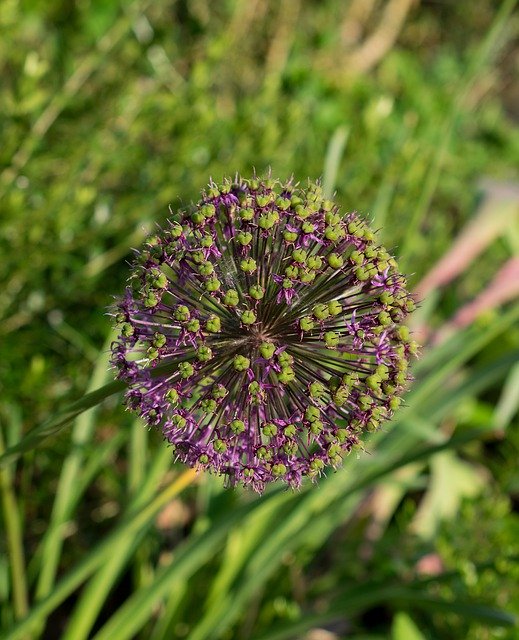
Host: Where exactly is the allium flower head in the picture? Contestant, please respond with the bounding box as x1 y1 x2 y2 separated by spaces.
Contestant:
112 175 417 492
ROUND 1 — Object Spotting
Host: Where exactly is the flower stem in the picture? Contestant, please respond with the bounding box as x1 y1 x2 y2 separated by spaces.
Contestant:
0 429 29 620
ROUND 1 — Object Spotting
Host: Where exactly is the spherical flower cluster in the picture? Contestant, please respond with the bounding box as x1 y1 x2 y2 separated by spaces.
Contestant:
111 175 417 492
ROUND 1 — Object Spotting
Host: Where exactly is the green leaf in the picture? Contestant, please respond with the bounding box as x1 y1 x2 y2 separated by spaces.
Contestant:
493 361 519 432
2 469 198 640
322 125 349 198
0 379 125 468
391 612 426 640
412 451 486 538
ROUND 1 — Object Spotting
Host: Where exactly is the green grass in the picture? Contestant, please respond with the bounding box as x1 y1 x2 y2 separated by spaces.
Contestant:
1 1 518 638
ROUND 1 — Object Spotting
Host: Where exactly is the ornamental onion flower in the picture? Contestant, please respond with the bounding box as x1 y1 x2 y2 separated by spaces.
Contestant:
111 174 417 492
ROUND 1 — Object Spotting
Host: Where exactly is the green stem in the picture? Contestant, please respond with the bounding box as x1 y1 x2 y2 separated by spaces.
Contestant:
0 429 29 620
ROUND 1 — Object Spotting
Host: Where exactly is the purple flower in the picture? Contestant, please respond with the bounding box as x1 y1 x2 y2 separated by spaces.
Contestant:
111 175 417 492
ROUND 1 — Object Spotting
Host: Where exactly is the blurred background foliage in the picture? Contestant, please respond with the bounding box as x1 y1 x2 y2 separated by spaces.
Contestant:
0 0 518 638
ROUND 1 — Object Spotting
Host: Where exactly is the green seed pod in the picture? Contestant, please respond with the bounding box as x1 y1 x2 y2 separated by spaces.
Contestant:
327 253 344 269
179 362 194 378
310 420 324 435
205 277 221 291
213 438 227 452
324 331 339 348
292 249 307 263
206 315 221 333
271 463 287 476
325 211 341 225
321 200 334 211
230 419 246 434
350 250 363 265
284 424 297 437
198 261 214 276
191 250 205 264
278 352 294 367
256 446 272 461
147 347 159 360
241 309 256 325
223 289 239 306
174 305 190 322
294 205 311 219
153 333 167 348
259 342 276 359
354 267 369 281
153 272 168 289
378 311 391 326
187 319 201 332
309 458 325 474
276 196 291 210
300 316 315 331
144 291 159 308
236 231 253 246
333 385 350 407
300 270 316 284
285 264 299 279
197 345 213 361
262 422 278 437
172 414 187 428
191 211 205 225
258 213 275 229
313 303 330 321
307 255 323 270
239 207 255 221
240 258 257 273
309 381 326 400
390 397 401 411
201 204 216 218
366 374 381 391
278 367 295 384
249 284 265 300
282 278 293 289
249 381 261 395
302 221 316 234
166 388 179 404
305 406 320 423
200 233 214 248
328 300 342 316
170 222 183 238
201 399 217 413
233 354 250 371
256 194 271 207
121 322 134 337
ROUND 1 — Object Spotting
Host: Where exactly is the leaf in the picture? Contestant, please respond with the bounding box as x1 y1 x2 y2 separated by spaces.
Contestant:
493 361 519 432
0 355 184 468
415 189 519 299
251 581 517 640
322 125 349 198
411 453 486 539
0 379 125 468
391 612 426 640
2 469 198 640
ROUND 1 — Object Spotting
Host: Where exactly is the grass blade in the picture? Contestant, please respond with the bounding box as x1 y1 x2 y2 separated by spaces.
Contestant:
2 469 197 640
0 379 125 468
